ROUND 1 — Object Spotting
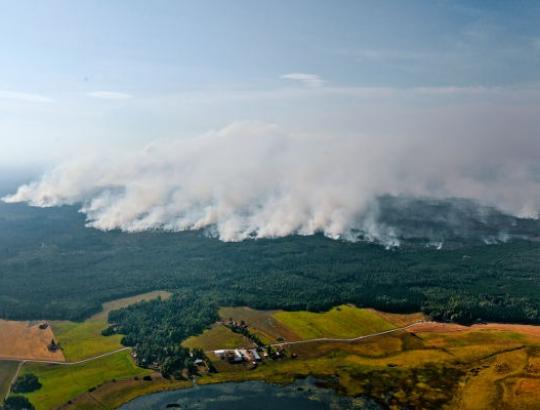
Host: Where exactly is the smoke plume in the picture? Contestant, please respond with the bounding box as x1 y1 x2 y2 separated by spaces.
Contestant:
3 121 540 243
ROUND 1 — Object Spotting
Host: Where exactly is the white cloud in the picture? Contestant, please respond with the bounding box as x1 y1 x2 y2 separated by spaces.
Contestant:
87 91 133 100
280 73 324 88
0 90 54 103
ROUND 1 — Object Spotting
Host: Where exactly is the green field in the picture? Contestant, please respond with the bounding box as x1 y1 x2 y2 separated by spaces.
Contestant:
273 305 395 340
21 350 151 410
0 361 19 400
182 324 253 350
52 290 172 361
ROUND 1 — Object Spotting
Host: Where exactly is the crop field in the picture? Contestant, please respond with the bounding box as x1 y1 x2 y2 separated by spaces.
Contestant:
52 290 171 361
0 320 65 361
21 350 151 410
0 361 19 400
219 306 301 344
273 305 395 340
182 324 253 350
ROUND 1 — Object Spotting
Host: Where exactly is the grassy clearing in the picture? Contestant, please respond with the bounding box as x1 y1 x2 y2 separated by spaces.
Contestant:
0 361 19 400
52 290 171 361
273 304 395 340
182 324 252 350
89 290 172 321
21 350 150 410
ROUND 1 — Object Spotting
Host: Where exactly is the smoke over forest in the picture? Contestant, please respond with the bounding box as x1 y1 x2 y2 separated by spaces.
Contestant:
4 121 540 244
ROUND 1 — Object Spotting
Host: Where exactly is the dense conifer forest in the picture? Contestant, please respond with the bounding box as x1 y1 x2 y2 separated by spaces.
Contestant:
1 202 539 327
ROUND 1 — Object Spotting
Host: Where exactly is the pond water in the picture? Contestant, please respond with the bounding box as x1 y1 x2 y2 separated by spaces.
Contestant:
118 378 383 410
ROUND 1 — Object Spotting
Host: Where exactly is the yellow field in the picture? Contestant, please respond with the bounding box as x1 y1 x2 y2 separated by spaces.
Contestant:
0 320 65 362
273 305 395 339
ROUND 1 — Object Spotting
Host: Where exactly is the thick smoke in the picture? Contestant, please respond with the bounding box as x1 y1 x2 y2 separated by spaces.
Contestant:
3 121 540 243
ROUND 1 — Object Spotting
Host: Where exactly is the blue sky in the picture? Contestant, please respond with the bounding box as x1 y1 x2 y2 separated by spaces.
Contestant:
1 0 540 168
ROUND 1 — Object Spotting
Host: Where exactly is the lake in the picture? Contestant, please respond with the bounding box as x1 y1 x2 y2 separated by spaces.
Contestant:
118 378 383 410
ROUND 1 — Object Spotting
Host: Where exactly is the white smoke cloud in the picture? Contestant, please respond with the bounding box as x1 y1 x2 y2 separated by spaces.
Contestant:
3 120 540 242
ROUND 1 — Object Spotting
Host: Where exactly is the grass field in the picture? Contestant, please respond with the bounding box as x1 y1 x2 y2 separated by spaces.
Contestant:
21 350 151 410
51 320 124 362
273 304 395 339
52 290 172 361
182 324 253 350
0 361 19 400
